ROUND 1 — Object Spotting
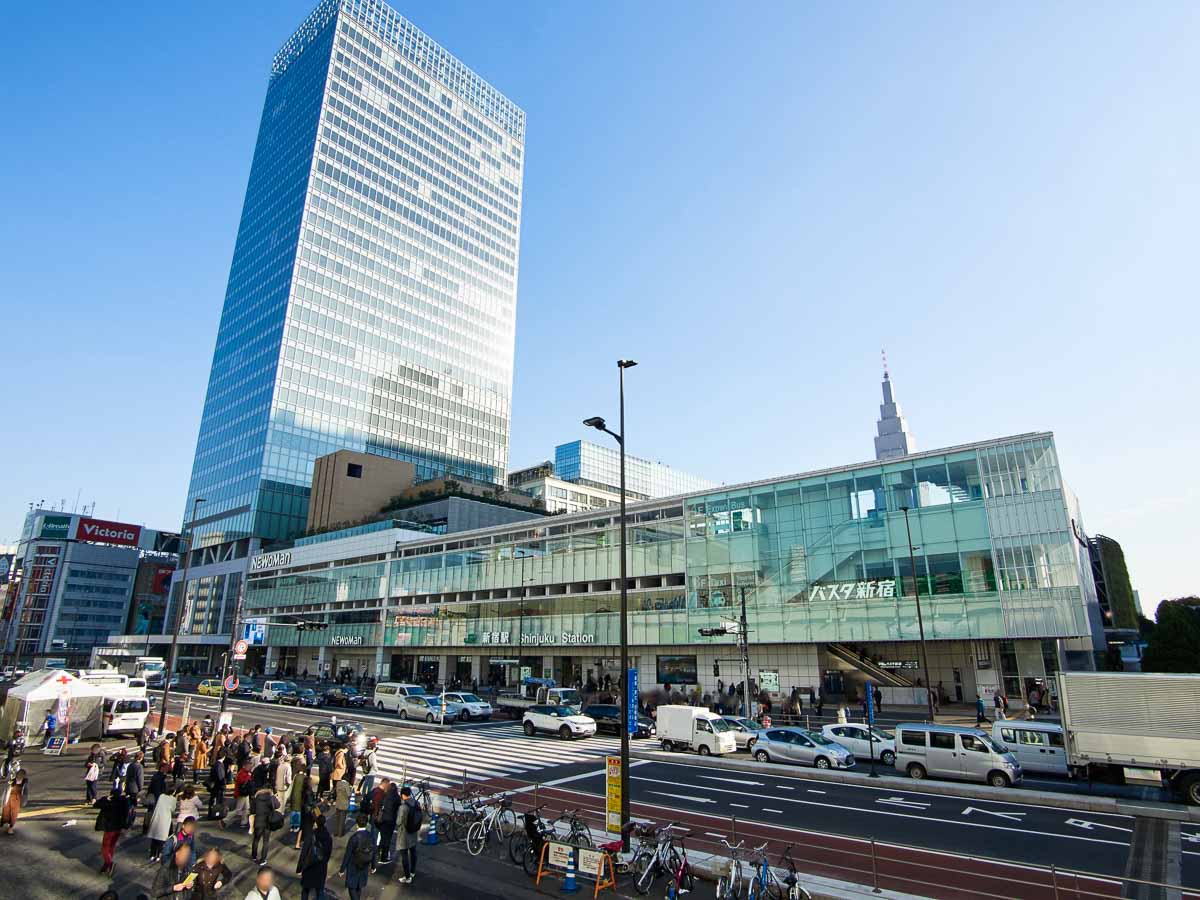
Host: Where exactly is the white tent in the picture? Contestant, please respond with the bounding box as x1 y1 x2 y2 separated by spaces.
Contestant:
0 668 106 744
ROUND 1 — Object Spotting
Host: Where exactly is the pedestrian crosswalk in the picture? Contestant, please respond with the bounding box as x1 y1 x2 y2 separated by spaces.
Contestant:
370 723 619 790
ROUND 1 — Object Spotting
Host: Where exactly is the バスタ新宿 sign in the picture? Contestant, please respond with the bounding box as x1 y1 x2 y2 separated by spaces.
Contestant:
807 579 897 602
76 517 142 547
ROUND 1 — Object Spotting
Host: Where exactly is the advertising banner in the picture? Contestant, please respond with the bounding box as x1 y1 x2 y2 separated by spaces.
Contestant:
605 755 622 833
38 515 73 539
76 517 142 547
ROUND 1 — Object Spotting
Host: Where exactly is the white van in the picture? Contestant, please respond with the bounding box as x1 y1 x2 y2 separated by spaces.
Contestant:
657 705 737 756
258 680 291 703
373 682 425 713
894 723 1023 788
102 695 151 736
991 721 1068 776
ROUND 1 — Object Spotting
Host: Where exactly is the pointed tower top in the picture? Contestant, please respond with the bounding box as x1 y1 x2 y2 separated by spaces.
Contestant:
874 354 916 460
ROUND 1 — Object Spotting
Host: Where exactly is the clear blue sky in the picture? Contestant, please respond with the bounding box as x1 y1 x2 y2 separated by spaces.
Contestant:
2 2 1197 611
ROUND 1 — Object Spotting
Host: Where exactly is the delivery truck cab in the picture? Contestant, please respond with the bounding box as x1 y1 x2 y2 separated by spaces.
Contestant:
657 705 737 756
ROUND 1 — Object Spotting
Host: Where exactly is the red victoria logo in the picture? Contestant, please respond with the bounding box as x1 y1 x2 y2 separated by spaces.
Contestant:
76 517 142 547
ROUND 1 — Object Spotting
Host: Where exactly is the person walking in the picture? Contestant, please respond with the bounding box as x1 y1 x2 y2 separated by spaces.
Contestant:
874 685 883 713
177 784 203 824
222 762 253 831
125 751 144 821
273 747 293 811
357 738 377 799
96 788 131 876
816 686 825 717
975 694 988 726
207 754 227 820
334 776 352 838
151 844 194 899
189 847 232 900
40 710 57 742
297 813 333 900
339 813 374 900
251 783 281 865
331 746 347 799
316 744 333 798
396 784 421 884
85 755 101 806
160 816 198 869
993 690 1007 721
192 736 209 783
374 778 399 865
2 768 30 834
146 786 177 860
294 775 319 852
244 865 282 900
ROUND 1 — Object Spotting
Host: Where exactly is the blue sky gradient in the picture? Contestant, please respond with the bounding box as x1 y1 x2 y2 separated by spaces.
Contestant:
2 2 1197 610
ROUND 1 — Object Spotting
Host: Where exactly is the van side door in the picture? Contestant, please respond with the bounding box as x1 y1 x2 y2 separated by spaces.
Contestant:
926 730 960 777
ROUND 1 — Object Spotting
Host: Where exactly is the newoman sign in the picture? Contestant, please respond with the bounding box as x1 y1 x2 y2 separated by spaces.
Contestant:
250 551 292 571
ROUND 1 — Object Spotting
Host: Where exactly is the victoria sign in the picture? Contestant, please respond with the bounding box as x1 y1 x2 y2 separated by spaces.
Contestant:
76 517 142 547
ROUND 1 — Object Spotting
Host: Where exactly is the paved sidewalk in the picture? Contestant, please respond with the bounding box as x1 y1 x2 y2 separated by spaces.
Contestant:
4 735 655 899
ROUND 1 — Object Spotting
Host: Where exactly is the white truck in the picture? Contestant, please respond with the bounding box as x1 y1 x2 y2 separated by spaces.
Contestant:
495 678 582 718
1056 671 1200 805
657 705 738 756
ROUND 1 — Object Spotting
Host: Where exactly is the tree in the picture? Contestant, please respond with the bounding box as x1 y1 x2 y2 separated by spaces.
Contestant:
1140 600 1200 673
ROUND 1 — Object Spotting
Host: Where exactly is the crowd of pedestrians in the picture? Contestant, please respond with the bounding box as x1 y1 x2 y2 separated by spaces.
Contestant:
77 718 425 898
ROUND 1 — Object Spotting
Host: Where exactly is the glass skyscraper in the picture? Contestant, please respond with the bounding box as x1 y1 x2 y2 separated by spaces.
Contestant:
184 0 525 546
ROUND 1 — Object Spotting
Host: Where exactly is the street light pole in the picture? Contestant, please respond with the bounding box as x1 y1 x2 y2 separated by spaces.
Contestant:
900 505 936 723
584 357 637 851
158 496 204 733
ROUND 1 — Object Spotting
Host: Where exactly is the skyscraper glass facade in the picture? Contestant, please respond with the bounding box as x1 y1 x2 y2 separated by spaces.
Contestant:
554 440 717 501
185 0 525 546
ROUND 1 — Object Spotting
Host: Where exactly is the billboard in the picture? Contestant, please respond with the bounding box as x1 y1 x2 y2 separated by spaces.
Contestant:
76 517 142 547
38 515 73 539
656 654 698 686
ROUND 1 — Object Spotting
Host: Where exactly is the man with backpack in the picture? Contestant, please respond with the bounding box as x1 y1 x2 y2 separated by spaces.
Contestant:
222 761 254 831
251 783 281 864
358 738 377 799
396 784 422 884
339 812 375 899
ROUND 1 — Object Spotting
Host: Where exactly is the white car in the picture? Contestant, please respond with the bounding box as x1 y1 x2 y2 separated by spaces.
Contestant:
444 692 493 720
821 723 897 766
397 694 463 722
523 705 597 740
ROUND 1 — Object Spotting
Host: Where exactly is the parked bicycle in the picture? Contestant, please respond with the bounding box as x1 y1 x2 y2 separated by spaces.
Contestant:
552 807 594 849
412 776 435 817
632 823 695 896
716 837 747 899
748 842 810 900
509 804 553 876
466 793 518 856
443 786 488 842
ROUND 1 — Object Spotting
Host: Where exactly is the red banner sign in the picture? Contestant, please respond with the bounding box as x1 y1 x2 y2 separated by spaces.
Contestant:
76 517 142 547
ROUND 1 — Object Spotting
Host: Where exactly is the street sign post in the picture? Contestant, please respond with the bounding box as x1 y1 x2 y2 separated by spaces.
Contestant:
866 679 878 778
223 674 240 694
605 755 622 833
625 667 639 739
232 638 248 662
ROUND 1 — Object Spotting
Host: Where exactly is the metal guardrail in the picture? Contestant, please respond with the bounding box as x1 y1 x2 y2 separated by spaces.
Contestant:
432 770 1195 900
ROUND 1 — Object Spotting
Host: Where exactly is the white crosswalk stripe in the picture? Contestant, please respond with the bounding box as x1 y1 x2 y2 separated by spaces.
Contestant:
370 723 620 790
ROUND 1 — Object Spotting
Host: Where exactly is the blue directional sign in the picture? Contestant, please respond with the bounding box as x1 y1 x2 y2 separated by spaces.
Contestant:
626 667 639 735
866 679 875 726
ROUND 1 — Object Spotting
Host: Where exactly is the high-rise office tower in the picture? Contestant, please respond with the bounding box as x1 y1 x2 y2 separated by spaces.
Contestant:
184 0 525 546
874 353 916 460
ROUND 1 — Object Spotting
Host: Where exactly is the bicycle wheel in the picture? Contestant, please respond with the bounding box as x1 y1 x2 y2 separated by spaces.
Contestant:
522 841 543 877
634 857 659 895
497 807 518 838
509 831 529 865
466 820 488 856
726 860 743 899
678 861 696 894
419 790 433 817
435 814 450 840
452 812 474 843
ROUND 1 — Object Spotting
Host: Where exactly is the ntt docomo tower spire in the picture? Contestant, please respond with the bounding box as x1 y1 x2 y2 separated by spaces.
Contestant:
182 0 525 546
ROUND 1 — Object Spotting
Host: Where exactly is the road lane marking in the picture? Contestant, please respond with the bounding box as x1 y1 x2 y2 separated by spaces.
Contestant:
627 775 1129 847
1064 818 1132 833
730 803 749 808
807 790 825 794
777 785 794 790
649 791 716 804
20 803 96 819
638 758 1136 822
877 797 930 809
962 806 1025 822
696 775 764 786
764 808 783 813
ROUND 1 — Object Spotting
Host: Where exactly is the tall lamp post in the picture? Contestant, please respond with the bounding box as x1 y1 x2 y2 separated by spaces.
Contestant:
584 357 637 850
158 497 205 732
899 504 936 722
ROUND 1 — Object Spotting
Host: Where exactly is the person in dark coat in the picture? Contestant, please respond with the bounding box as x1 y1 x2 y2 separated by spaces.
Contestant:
151 844 194 898
315 744 333 797
373 778 400 864
96 789 130 876
189 847 232 900
339 813 374 899
207 754 226 820
297 813 333 900
144 763 170 835
251 784 281 864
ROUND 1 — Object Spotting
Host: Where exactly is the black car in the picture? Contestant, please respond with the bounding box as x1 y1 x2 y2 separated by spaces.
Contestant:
307 721 368 755
276 688 301 706
581 704 655 738
323 686 368 708
295 689 323 708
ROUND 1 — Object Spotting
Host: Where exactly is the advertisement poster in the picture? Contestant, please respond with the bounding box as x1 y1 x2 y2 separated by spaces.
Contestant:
605 755 621 833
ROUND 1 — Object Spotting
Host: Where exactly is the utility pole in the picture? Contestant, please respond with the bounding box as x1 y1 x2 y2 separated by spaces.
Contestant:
900 506 936 723
158 497 204 733
218 579 246 717
739 585 751 719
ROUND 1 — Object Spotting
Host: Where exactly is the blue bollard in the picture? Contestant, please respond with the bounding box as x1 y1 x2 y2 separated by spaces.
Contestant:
560 847 580 893
423 812 439 845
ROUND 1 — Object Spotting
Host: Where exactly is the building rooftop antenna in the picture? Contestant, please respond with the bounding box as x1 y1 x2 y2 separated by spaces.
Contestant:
881 348 890 381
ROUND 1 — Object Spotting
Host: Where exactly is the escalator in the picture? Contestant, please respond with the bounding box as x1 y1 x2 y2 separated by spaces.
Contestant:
825 642 914 688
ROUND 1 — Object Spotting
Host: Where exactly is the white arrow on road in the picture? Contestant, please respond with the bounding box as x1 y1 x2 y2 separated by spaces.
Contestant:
648 791 717 804
696 775 765 786
1182 832 1200 844
876 797 930 809
962 806 1025 822
1065 818 1133 833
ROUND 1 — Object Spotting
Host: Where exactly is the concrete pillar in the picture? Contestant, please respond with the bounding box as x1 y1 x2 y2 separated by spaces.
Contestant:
318 645 327 677
264 646 276 674
374 646 386 680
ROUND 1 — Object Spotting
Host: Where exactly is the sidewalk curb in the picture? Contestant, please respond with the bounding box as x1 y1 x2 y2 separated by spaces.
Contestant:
630 749 1200 823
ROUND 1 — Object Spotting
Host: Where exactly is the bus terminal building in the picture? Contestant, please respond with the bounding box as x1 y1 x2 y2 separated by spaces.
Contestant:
236 432 1105 705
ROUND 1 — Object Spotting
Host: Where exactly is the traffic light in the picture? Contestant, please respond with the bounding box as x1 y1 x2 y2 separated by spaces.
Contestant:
713 661 720 678
697 627 729 637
